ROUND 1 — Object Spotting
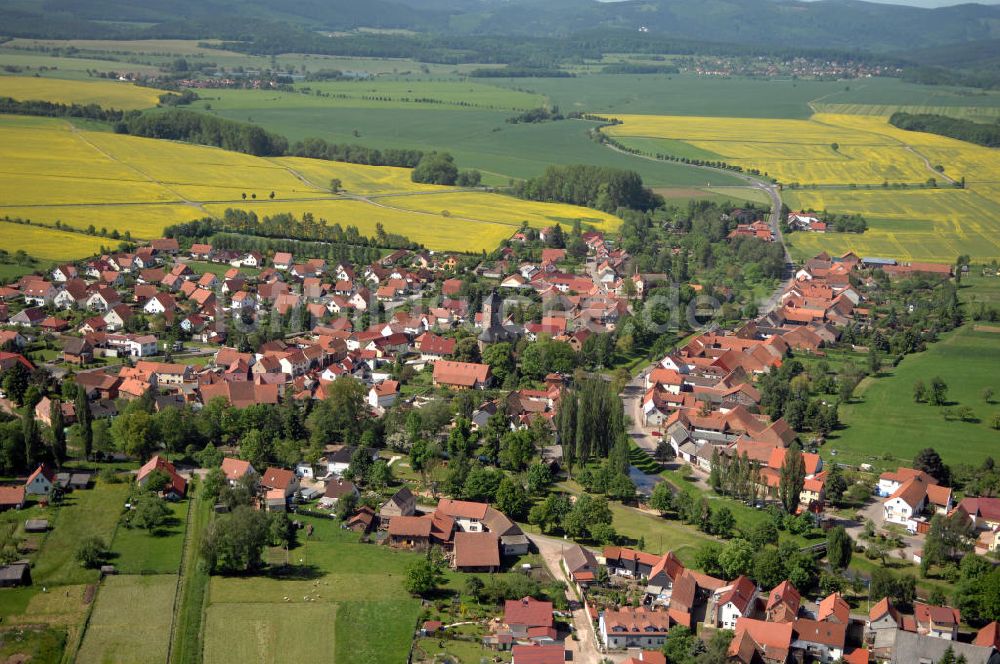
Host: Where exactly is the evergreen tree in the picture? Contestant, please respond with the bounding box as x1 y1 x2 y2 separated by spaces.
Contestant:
75 384 92 460
778 446 806 514
22 410 40 470
49 397 66 465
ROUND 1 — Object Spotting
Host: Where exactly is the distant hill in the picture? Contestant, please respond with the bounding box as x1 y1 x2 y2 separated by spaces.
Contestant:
3 0 1000 54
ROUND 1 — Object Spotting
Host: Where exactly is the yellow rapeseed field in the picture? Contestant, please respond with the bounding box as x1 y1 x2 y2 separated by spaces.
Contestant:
203 199 519 253
0 75 163 109
0 113 621 257
383 192 620 232
784 185 1000 262
0 221 112 261
606 113 934 185
608 111 1000 261
270 157 451 196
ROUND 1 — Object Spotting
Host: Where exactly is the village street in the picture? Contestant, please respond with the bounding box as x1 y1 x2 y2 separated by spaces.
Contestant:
529 533 608 664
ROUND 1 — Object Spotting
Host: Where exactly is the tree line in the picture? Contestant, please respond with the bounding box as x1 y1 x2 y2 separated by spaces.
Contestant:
512 164 663 213
117 109 288 156
890 112 1000 149
0 96 127 122
164 210 421 250
290 136 424 168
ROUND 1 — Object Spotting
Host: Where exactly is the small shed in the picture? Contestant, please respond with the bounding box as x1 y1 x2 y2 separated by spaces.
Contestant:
24 519 48 533
69 473 93 490
0 562 31 587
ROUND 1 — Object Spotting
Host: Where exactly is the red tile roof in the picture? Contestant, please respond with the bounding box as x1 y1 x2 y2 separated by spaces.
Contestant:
453 532 499 568
973 621 1000 649
504 596 554 629
0 485 25 507
432 360 491 387
436 498 489 520
817 592 850 623
260 467 295 491
793 618 846 648
510 644 566 664
388 515 433 538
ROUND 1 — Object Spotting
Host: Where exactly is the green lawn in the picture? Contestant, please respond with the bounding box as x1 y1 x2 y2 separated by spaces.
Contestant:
606 501 716 565
76 574 177 664
828 323 1000 469
186 260 258 278
32 482 130 585
112 500 189 574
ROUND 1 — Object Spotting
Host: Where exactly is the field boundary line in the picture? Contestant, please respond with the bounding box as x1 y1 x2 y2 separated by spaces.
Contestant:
166 485 200 664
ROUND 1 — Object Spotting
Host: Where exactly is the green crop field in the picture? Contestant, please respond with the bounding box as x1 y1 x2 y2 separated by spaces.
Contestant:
32 481 130 585
76 575 177 664
111 500 189 574
204 100 743 187
826 323 1000 469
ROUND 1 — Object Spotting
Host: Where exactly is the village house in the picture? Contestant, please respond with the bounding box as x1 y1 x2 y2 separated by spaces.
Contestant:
432 360 492 389
368 380 399 412
24 464 55 496
883 472 952 531
791 618 846 662
503 596 556 641
599 607 671 650
220 458 256 485
137 456 187 499
437 499 489 532
319 479 358 508
913 602 962 640
260 467 299 499
379 486 416 528
708 575 758 630
728 618 793 664
453 531 500 572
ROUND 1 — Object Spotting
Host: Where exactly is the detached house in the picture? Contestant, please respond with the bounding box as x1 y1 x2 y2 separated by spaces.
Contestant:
260 467 299 498
883 473 952 530
24 464 55 496
137 456 187 499
220 458 256 485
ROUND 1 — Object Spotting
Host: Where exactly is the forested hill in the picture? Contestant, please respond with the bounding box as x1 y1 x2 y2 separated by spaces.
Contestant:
3 0 1000 53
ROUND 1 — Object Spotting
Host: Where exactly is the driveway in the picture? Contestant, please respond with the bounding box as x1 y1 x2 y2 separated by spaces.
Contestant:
840 498 923 563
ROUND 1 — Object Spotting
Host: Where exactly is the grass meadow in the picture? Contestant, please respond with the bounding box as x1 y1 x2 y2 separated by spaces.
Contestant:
827 323 1000 469
76 574 177 664
202 516 422 664
111 500 189 574
32 481 130 586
